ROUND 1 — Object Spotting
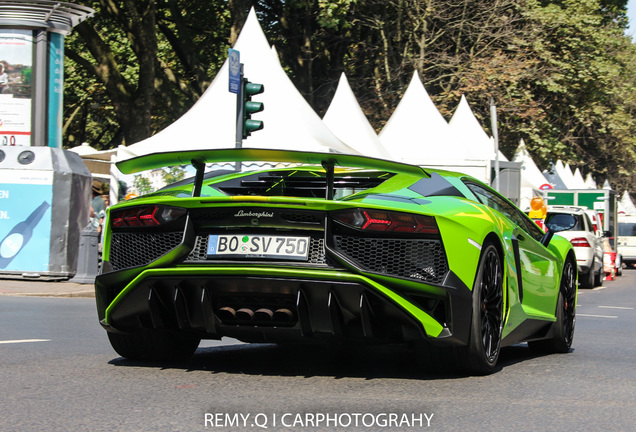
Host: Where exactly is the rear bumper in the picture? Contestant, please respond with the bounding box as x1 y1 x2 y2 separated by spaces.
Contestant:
96 265 473 347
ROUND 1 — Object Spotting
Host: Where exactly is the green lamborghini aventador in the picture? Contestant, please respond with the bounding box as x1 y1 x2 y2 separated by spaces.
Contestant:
95 149 578 374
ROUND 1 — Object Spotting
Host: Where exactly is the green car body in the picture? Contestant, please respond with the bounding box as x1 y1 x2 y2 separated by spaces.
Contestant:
95 149 577 374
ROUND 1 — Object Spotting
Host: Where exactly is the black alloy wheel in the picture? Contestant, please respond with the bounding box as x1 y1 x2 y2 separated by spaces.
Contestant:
529 258 576 353
560 259 577 349
479 245 504 363
460 242 504 375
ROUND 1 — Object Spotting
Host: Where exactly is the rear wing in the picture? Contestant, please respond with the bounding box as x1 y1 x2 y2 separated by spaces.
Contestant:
116 148 429 199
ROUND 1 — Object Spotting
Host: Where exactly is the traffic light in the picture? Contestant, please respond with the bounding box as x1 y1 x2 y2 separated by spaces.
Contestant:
241 79 264 138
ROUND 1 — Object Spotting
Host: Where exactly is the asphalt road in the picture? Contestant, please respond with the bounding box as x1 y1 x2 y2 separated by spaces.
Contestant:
1 273 635 432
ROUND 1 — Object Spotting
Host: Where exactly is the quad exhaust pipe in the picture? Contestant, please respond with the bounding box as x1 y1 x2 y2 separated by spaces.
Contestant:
216 306 295 323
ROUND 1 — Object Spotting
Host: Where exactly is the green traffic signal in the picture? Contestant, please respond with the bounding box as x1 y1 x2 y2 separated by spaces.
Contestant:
245 82 264 96
242 81 265 138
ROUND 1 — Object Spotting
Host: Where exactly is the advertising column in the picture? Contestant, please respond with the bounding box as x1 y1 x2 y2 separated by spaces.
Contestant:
0 29 32 147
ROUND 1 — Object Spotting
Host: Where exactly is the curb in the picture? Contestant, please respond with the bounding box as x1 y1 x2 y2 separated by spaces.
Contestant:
0 279 95 298
0 291 95 298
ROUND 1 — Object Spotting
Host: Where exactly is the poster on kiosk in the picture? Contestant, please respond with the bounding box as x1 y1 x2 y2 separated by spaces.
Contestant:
0 29 33 147
0 168 52 272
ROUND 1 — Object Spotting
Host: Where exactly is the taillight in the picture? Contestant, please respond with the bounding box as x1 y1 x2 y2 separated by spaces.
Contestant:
570 237 591 247
111 205 186 228
332 208 439 234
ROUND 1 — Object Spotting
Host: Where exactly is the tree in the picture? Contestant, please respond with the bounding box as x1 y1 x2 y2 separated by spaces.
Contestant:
66 0 157 147
133 175 153 195
63 0 636 191
64 0 231 149
161 166 186 186
520 0 636 189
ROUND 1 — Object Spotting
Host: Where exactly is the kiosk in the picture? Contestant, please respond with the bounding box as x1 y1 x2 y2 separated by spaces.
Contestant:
0 1 94 279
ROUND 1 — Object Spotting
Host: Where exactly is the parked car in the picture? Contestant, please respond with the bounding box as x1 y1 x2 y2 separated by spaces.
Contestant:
546 206 604 288
96 149 578 375
618 214 636 268
585 208 622 277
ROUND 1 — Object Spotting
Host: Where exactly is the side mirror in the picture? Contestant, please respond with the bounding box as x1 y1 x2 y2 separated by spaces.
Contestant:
603 230 612 238
541 214 576 247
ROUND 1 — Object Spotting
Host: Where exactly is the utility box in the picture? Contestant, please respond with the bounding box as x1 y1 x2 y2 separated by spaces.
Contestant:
0 146 91 279
543 188 618 249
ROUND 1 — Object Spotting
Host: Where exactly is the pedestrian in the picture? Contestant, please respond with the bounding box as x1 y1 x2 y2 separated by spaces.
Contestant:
0 62 9 93
90 180 106 234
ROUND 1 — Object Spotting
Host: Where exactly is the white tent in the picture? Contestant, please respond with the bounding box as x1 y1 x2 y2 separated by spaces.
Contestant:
378 71 457 163
448 95 506 161
584 173 597 189
572 168 587 189
322 73 390 159
512 139 549 210
120 8 354 160
619 191 636 215
543 162 569 189
378 84 516 187
512 139 547 189
68 143 116 180
561 163 577 189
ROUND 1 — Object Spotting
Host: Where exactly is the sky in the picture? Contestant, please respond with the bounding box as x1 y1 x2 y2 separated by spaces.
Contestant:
628 0 636 37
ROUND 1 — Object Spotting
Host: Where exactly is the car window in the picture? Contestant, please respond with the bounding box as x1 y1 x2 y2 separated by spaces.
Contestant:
464 182 544 241
546 213 584 231
618 222 636 236
583 213 593 232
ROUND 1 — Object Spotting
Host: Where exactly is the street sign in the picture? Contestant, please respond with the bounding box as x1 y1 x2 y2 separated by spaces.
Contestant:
228 49 241 94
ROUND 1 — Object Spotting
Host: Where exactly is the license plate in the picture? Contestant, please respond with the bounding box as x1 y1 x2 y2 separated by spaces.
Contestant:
207 234 310 260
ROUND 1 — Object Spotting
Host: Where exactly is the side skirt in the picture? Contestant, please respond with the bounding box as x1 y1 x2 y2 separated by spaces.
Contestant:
501 318 552 347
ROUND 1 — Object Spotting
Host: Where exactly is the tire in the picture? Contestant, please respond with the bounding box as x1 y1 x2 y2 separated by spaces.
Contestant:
528 259 576 353
107 329 200 362
579 267 594 289
593 267 603 287
459 242 504 375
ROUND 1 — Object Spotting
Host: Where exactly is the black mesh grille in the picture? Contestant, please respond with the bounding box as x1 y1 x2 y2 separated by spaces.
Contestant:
109 232 183 271
185 233 327 264
280 212 322 224
334 236 448 284
191 209 233 223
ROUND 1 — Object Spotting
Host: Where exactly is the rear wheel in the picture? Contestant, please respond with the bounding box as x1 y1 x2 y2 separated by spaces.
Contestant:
580 267 594 289
460 243 504 375
107 329 200 362
593 266 603 287
528 259 576 353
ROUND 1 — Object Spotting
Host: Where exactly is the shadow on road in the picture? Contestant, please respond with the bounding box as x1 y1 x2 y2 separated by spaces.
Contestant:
109 341 552 380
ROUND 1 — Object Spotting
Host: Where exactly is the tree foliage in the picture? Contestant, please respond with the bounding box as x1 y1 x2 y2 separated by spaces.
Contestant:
63 0 636 191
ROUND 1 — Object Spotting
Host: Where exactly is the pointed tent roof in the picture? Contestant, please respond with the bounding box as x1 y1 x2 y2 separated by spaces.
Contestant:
548 160 576 189
121 8 353 159
620 191 636 215
378 71 456 163
543 161 569 189
584 173 597 189
561 163 577 189
572 168 587 189
512 139 548 189
449 95 505 161
322 73 390 159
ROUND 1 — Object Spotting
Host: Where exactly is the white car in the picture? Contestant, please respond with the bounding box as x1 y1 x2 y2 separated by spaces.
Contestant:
546 207 604 288
586 208 622 277
618 214 636 267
